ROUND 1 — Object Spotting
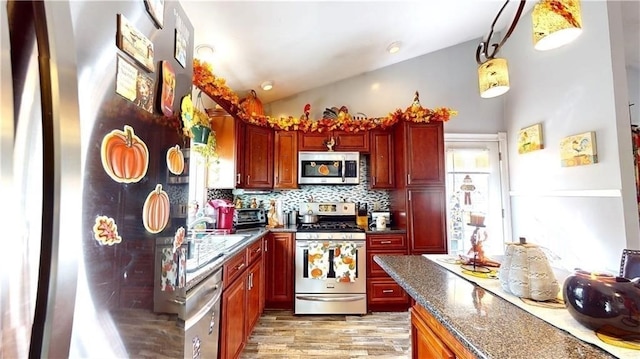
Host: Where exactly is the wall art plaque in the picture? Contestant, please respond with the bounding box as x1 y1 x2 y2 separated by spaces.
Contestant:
116 13 155 72
560 131 598 167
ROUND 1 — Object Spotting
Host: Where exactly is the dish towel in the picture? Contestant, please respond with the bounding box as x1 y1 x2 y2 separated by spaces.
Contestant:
308 241 329 280
334 242 357 282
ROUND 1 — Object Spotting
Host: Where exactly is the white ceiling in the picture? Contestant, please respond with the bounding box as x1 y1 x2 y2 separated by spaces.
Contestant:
181 0 640 104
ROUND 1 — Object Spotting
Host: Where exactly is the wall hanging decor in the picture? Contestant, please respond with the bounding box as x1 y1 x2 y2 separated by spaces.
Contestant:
144 0 165 29
560 131 598 167
116 14 155 72
517 123 543 154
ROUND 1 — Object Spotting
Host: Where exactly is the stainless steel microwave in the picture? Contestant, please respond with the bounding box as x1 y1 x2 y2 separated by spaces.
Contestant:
298 151 360 185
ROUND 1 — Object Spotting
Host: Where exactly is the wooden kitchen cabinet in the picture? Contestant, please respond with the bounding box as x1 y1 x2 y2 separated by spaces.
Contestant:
391 121 447 255
411 304 474 359
274 130 298 189
369 129 395 189
220 239 265 359
264 232 294 309
366 233 409 312
221 260 247 359
298 130 369 152
242 124 274 189
407 187 447 254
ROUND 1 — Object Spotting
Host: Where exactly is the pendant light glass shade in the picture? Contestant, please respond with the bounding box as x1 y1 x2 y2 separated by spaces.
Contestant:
478 58 510 98
532 0 582 51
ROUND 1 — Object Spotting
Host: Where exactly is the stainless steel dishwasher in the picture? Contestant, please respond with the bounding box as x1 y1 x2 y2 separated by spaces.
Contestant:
183 268 223 359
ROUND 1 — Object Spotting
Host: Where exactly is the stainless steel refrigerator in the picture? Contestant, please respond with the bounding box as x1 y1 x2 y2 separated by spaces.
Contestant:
1 1 194 357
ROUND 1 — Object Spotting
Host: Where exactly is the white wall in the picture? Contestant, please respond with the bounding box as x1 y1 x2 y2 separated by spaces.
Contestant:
268 38 505 134
628 67 640 125
503 1 639 273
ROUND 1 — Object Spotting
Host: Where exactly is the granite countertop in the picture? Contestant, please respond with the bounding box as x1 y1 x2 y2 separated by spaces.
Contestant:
365 227 406 234
374 255 618 359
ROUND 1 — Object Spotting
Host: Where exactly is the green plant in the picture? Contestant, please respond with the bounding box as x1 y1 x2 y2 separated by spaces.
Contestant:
191 128 219 165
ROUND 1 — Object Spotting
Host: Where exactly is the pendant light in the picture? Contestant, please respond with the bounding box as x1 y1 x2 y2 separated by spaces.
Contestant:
532 0 582 51
476 0 526 98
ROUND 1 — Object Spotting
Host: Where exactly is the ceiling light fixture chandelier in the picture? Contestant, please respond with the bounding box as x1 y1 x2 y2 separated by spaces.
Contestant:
532 0 582 51
476 0 526 99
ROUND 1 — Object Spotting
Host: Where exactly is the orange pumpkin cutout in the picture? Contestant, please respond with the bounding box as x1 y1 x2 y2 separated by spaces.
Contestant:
240 89 264 116
166 145 184 175
143 184 170 233
101 125 149 183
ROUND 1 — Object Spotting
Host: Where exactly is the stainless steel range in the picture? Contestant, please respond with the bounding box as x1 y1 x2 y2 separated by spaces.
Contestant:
294 202 367 315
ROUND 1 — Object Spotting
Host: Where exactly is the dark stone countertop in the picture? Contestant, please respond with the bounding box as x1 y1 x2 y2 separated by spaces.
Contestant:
373 255 618 359
365 227 407 234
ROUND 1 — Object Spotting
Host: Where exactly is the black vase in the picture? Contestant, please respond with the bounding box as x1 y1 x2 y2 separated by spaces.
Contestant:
563 269 640 335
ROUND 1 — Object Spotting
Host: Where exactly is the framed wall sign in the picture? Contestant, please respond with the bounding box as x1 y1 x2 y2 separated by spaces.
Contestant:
116 14 155 72
144 0 165 29
560 131 598 167
517 123 543 154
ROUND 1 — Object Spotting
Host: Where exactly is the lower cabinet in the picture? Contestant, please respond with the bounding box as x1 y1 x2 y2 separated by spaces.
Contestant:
264 232 294 309
411 304 474 359
366 233 409 312
220 238 265 359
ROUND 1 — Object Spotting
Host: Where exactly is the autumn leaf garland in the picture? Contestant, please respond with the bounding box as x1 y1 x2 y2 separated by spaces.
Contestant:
193 59 457 133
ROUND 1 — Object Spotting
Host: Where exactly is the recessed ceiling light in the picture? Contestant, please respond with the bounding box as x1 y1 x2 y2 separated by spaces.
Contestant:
387 41 402 54
195 44 215 59
261 81 274 91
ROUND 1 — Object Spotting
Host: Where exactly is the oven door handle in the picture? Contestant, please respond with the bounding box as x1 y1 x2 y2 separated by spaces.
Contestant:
296 242 365 249
295 295 364 303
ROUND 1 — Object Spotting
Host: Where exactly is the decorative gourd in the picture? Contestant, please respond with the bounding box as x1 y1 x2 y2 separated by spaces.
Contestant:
101 125 149 183
166 145 184 175
240 89 264 116
143 184 170 233
498 241 560 301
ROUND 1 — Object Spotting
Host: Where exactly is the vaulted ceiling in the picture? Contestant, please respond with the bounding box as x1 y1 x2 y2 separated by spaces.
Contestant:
181 1 640 104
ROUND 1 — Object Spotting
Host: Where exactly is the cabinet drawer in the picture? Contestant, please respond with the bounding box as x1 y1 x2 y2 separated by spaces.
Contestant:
224 250 247 286
367 250 407 278
367 279 409 304
247 239 263 265
367 234 406 249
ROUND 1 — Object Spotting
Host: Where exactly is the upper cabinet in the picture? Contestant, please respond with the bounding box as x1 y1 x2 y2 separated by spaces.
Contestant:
298 130 370 153
369 129 395 189
399 122 444 187
274 131 298 189
242 124 274 189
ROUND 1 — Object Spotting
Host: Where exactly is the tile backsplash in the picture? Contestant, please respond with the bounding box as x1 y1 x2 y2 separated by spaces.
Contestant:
206 157 390 212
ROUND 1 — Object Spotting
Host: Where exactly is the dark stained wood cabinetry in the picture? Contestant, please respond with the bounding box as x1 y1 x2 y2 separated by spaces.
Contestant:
298 130 370 152
220 238 265 359
264 232 294 310
369 129 395 189
366 233 409 312
411 304 474 359
274 131 298 189
391 121 447 255
242 124 274 189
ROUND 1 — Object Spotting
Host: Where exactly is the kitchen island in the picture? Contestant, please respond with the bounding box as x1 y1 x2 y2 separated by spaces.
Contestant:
374 255 619 359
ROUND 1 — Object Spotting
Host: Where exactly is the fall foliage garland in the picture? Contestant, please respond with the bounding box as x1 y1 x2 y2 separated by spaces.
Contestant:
193 59 457 133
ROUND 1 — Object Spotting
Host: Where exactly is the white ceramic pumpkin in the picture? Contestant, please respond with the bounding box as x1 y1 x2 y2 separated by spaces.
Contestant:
498 242 560 301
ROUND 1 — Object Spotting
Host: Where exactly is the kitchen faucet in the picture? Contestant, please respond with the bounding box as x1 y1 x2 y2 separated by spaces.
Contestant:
188 216 215 230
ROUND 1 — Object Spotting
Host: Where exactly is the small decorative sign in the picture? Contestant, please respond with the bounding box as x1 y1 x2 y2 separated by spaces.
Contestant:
116 14 155 72
174 13 190 68
115 56 155 113
560 131 598 167
517 123 544 154
144 0 165 29
159 61 176 116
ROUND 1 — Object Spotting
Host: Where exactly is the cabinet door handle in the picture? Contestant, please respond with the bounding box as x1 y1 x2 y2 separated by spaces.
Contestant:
372 176 376 186
382 289 394 294
265 240 268 252
253 247 261 254
236 263 245 271
407 173 410 184
236 173 241 184
247 175 250 185
380 241 392 244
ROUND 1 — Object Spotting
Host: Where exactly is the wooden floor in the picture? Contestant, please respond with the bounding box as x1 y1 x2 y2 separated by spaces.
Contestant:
240 310 411 359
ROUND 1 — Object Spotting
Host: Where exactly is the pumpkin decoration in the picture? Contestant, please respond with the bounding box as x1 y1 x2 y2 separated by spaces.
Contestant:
166 145 185 175
101 125 149 183
240 89 264 116
498 239 560 301
143 184 170 233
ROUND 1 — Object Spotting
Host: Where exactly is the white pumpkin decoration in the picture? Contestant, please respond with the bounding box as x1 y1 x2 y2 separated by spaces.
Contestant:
498 241 560 301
